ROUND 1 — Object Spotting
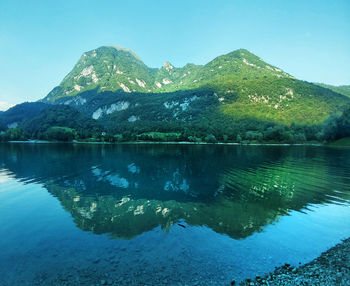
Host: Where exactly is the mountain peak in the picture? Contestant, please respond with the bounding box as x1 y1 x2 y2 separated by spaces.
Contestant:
45 45 296 102
82 46 142 62
110 46 142 61
225 48 258 60
162 61 174 72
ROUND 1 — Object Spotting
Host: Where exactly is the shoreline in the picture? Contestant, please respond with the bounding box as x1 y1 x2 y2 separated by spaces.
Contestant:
3 140 328 147
239 237 350 286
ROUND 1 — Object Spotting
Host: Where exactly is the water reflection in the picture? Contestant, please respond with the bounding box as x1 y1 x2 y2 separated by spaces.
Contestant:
0 143 349 240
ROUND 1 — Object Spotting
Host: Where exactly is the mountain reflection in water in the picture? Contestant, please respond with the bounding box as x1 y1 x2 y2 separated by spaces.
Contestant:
1 143 349 240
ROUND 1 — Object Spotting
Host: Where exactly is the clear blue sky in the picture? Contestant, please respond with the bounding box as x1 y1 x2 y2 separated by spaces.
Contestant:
0 0 349 109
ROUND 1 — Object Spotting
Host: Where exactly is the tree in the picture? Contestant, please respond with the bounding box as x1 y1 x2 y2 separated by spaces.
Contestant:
294 132 306 143
320 115 339 141
188 136 202 142
204 134 217 143
46 127 76 141
337 108 350 138
8 128 27 140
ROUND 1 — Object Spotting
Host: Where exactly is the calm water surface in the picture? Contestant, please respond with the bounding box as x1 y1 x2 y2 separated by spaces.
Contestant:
0 144 350 285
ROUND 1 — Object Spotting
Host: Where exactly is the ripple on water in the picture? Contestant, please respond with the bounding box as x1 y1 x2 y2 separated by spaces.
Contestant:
0 144 350 285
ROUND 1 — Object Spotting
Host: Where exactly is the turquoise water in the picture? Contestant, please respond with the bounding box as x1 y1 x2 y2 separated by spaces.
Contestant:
0 144 350 285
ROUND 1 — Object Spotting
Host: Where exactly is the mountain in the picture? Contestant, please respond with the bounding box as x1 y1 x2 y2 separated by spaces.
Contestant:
314 83 350 98
43 46 349 127
2 46 350 143
44 46 295 100
0 102 48 129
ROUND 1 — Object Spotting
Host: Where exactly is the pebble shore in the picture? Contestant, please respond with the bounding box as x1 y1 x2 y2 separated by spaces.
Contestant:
239 238 350 286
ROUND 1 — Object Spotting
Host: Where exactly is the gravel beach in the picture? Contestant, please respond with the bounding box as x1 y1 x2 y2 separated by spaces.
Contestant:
239 238 350 286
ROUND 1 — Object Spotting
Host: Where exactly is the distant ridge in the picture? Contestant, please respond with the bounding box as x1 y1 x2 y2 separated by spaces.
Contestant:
314 83 350 98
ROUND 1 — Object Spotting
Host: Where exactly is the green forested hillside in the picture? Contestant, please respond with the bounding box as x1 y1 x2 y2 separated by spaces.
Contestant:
1 46 350 143
0 102 48 127
21 105 101 139
314 83 350 98
43 46 349 126
0 104 101 141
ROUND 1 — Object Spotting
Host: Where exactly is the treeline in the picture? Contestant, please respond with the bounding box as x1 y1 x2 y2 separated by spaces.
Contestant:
0 104 101 142
1 102 349 144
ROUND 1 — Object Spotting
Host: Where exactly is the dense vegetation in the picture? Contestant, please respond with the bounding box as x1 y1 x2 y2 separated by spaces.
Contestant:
0 102 47 127
0 104 101 142
315 83 350 98
1 46 349 144
43 46 348 125
1 99 349 144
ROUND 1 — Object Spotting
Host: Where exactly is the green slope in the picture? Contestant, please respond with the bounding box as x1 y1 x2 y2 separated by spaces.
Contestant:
314 83 350 98
44 47 295 101
43 46 349 126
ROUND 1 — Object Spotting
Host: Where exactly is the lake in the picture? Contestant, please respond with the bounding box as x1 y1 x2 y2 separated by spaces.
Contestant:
0 143 350 285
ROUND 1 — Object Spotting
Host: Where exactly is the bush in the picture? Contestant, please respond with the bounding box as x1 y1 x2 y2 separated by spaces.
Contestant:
113 134 124 142
245 131 263 142
204 134 217 143
294 133 306 143
187 136 202 142
46 126 76 141
137 132 181 142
